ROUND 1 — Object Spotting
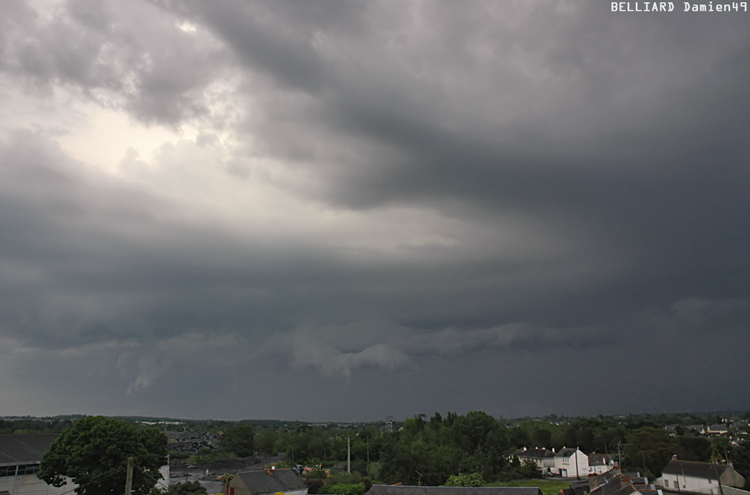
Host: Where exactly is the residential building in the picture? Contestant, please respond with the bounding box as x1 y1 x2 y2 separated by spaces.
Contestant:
517 448 556 474
0 434 74 495
553 448 589 478
659 460 745 494
706 426 728 437
227 469 305 495
588 454 616 475
589 473 661 495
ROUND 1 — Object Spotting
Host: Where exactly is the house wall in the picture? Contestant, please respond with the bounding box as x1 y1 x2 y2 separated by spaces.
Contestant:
227 476 251 495
661 468 745 494
661 473 721 494
520 457 555 473
589 464 611 475
720 470 745 489
553 451 589 477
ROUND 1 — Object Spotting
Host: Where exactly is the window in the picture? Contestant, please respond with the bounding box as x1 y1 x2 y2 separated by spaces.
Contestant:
17 464 40 476
0 465 17 477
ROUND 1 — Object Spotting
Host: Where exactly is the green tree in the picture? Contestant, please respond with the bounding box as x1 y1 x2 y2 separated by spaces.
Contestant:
623 427 679 479
37 416 168 495
220 425 255 458
677 436 711 462
443 473 484 487
256 431 279 456
532 428 552 449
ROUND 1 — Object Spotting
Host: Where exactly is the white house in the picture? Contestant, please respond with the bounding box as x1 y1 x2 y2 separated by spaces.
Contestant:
660 460 745 494
552 448 589 478
517 448 556 474
587 454 615 475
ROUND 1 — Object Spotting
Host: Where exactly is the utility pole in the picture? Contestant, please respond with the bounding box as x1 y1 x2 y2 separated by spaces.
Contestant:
347 437 351 473
125 457 133 495
366 437 370 478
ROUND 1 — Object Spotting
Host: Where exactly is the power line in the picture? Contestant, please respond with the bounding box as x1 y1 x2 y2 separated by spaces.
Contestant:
55 466 127 495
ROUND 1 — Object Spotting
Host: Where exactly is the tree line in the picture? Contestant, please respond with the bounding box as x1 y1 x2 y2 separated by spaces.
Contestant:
21 412 750 493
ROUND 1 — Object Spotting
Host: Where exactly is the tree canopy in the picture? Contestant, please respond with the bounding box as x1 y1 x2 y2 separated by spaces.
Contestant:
38 416 168 495
379 411 511 485
220 425 255 458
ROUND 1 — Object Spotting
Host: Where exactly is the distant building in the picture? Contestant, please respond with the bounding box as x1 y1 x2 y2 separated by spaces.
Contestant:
705 425 728 437
0 434 75 495
685 426 706 436
228 469 305 495
660 460 745 494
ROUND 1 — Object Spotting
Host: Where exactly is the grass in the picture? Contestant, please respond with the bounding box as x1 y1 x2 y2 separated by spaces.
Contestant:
485 479 570 495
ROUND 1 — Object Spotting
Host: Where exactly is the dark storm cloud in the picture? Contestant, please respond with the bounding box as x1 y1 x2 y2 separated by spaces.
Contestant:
0 0 227 125
164 0 750 325
1 0 750 419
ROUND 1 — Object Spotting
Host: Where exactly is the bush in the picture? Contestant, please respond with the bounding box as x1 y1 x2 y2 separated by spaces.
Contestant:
444 473 484 487
306 479 325 494
318 483 366 495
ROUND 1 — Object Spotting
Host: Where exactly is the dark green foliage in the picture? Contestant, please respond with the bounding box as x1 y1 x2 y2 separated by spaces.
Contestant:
306 479 325 494
518 459 541 479
256 431 279 456
623 427 679 479
37 416 168 495
532 428 553 450
379 411 511 485
444 473 484 487
677 436 711 461
220 425 255 458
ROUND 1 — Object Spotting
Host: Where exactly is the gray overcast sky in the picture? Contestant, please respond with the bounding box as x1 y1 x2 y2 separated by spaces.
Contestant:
0 0 749 422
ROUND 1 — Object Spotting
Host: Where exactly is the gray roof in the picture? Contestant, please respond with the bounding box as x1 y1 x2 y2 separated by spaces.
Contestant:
235 470 304 495
590 474 636 495
589 454 614 466
662 460 727 480
556 448 578 458
518 449 555 459
0 434 58 465
367 486 543 495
